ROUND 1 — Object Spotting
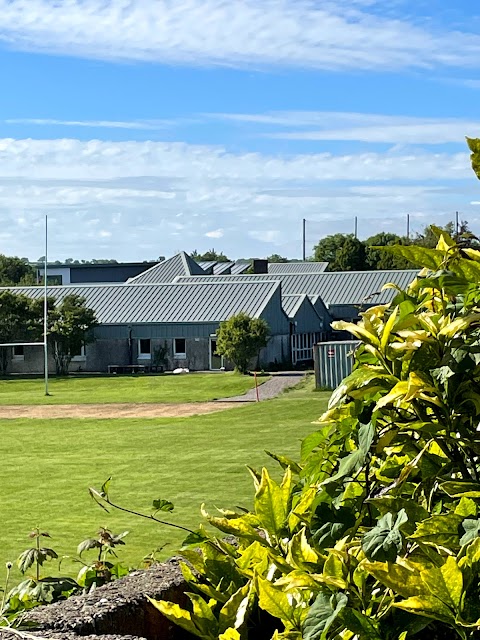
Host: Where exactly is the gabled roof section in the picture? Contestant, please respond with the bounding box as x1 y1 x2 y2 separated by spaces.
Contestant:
196 260 233 275
231 260 251 275
282 294 308 318
6 280 281 324
269 261 328 274
127 252 207 284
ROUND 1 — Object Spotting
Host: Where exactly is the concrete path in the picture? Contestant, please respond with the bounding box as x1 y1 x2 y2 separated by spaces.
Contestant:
217 372 305 402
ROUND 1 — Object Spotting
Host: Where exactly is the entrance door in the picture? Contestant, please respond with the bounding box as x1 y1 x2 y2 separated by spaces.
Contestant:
210 338 224 370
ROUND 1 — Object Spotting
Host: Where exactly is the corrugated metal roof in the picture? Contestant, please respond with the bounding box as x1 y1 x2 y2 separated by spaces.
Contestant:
175 270 419 305
5 280 281 324
128 252 206 284
282 294 307 318
269 261 328 274
231 260 251 275
196 260 233 275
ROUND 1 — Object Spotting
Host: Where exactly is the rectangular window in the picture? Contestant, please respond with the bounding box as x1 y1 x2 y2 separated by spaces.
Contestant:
174 338 186 359
72 344 86 361
12 345 24 360
138 339 151 358
46 275 63 285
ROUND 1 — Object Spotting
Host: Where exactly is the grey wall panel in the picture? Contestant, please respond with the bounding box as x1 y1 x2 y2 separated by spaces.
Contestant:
313 341 360 390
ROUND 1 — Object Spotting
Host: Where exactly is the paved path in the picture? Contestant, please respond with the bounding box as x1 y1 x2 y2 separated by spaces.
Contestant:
217 372 305 402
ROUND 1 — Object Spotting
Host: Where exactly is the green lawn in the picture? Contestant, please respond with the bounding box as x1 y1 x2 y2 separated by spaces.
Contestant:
0 372 264 405
0 382 329 581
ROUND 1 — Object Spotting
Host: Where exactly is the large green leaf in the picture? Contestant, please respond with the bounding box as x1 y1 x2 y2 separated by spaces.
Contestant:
256 576 297 628
393 595 456 625
440 481 480 499
364 560 424 599
410 513 464 548
377 245 444 270
218 583 252 634
460 518 480 546
321 422 373 487
303 592 347 640
148 597 215 640
362 510 408 562
254 467 292 539
466 137 480 180
311 504 356 550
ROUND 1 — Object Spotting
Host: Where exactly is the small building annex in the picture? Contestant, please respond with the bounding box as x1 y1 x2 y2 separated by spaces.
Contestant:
5 279 292 374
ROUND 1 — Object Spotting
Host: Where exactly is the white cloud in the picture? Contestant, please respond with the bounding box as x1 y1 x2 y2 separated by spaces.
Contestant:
0 136 477 260
0 0 480 71
205 229 224 238
212 111 480 145
5 118 174 130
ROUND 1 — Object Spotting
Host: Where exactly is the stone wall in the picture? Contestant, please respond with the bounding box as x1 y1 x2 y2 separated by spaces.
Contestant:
0 558 192 640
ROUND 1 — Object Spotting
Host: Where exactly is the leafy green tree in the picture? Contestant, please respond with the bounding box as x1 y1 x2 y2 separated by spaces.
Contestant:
48 295 98 376
266 254 289 263
314 233 367 271
0 291 43 374
191 249 230 262
0 255 36 285
365 232 413 269
216 313 269 374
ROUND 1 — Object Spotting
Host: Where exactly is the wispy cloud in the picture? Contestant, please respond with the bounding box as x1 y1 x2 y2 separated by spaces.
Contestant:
205 229 224 239
0 0 479 71
211 111 480 145
0 136 476 260
5 118 175 130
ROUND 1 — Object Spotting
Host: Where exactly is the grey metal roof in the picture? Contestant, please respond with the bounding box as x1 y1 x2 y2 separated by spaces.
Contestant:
5 280 281 324
269 261 328 274
197 260 234 275
282 294 307 318
230 260 251 275
127 252 206 284
175 269 419 305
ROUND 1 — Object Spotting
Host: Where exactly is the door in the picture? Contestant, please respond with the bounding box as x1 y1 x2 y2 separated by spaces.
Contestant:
210 337 224 370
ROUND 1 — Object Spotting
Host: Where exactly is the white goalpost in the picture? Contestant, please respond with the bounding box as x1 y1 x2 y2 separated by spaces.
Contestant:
0 215 49 395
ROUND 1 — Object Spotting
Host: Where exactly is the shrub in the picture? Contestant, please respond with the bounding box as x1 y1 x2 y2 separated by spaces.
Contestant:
149 230 480 639
216 313 269 374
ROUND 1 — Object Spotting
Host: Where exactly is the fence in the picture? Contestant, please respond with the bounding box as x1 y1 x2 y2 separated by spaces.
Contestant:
313 340 360 390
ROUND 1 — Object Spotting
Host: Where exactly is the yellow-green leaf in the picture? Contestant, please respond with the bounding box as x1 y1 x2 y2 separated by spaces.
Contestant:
381 306 399 350
394 595 455 623
256 576 296 627
287 527 318 569
147 598 213 640
254 468 291 539
219 629 241 640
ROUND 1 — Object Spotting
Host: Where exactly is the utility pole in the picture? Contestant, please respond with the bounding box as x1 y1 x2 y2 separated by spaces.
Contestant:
406 213 410 240
302 218 306 261
354 216 358 239
44 215 49 396
455 211 459 237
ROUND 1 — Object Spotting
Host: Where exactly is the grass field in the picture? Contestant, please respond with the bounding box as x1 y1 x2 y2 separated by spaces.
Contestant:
0 372 264 405
0 380 329 582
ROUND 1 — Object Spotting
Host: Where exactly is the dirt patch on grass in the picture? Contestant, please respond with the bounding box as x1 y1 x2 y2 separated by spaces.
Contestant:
0 402 240 419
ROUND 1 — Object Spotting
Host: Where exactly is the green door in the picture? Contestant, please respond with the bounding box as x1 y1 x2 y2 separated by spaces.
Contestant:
210 338 224 370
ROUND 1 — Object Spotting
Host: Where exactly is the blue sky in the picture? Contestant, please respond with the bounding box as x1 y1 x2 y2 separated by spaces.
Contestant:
0 1 480 261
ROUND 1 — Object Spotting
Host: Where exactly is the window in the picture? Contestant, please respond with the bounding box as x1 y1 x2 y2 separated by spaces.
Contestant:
72 344 86 361
138 339 151 359
12 345 24 360
174 338 186 359
46 275 63 285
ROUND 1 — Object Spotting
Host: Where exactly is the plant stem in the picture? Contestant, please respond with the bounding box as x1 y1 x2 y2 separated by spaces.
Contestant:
103 497 197 535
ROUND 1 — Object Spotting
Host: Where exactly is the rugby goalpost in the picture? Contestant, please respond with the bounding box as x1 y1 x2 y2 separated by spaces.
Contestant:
0 215 50 395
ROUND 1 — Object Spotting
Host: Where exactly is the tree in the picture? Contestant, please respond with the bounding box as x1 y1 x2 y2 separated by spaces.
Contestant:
314 233 366 271
266 254 288 263
365 232 413 269
191 249 230 262
48 295 98 376
216 313 269 374
0 255 36 285
0 291 43 374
